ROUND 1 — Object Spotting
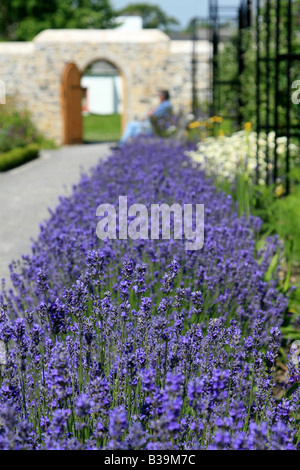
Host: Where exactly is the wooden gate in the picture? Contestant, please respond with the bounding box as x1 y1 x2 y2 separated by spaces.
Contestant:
61 63 83 145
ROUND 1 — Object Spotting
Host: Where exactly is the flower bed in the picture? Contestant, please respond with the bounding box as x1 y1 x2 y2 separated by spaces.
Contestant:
187 130 299 185
0 138 298 450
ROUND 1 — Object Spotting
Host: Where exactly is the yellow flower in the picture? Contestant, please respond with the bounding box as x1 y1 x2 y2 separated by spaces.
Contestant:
188 121 200 129
209 116 223 123
218 130 225 137
245 122 252 132
275 184 283 197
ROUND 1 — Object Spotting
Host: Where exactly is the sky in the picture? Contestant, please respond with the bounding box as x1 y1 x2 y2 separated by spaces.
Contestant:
111 0 241 29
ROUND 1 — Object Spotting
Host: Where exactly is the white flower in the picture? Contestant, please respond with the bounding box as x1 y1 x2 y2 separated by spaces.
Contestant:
187 130 299 185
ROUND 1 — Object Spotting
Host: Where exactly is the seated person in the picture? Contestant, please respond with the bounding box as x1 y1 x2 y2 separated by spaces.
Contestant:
116 90 172 147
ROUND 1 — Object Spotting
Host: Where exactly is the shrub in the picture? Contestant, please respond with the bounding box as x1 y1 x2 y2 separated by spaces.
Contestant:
0 143 39 171
0 96 56 153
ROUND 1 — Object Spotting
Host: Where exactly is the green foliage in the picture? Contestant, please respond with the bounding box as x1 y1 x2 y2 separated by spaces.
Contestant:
255 185 300 265
0 94 43 170
0 97 40 151
215 0 300 127
214 37 239 119
0 96 56 151
226 171 300 265
0 0 116 41
224 173 300 285
215 171 300 332
184 19 210 33
117 3 179 31
0 143 39 171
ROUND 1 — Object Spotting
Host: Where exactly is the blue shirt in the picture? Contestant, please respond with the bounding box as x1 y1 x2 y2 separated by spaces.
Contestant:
152 99 172 118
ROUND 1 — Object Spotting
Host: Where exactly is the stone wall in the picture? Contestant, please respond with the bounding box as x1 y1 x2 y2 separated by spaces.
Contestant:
0 29 211 145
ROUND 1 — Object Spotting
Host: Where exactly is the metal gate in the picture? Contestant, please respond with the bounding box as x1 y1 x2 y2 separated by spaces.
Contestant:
209 0 252 127
256 0 300 193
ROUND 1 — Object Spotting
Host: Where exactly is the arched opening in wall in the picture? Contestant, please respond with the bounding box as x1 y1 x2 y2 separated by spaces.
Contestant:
81 60 123 143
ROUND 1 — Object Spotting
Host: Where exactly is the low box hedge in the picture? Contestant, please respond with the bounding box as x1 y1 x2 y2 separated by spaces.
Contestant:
0 143 39 172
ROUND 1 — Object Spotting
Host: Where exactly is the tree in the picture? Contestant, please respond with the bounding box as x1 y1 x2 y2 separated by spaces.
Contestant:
0 0 117 41
117 3 180 32
184 19 210 33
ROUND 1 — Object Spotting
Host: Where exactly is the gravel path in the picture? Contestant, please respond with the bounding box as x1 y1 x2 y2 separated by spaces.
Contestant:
0 143 111 285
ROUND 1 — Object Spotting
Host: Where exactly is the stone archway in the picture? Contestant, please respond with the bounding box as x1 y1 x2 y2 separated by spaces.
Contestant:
80 58 127 140
0 29 210 145
61 58 127 145
61 63 83 145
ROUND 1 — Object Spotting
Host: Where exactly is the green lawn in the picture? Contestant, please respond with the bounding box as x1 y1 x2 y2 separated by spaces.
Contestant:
83 113 121 142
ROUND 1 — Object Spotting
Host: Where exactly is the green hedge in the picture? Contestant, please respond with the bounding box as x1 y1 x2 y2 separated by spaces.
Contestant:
0 143 39 172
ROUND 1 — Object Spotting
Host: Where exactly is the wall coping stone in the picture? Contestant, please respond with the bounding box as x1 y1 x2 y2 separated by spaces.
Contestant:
170 40 212 54
0 43 34 54
34 29 170 44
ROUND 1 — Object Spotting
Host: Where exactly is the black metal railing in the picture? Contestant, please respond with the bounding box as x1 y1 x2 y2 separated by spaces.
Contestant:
209 0 252 125
256 0 300 193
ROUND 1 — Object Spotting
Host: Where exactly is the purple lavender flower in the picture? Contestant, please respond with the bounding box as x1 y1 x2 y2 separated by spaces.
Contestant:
108 406 127 440
0 138 294 449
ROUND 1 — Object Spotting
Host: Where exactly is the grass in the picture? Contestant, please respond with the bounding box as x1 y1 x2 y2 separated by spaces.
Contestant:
83 113 121 142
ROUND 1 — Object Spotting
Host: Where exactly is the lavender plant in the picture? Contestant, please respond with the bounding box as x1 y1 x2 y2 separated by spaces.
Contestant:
0 138 298 450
